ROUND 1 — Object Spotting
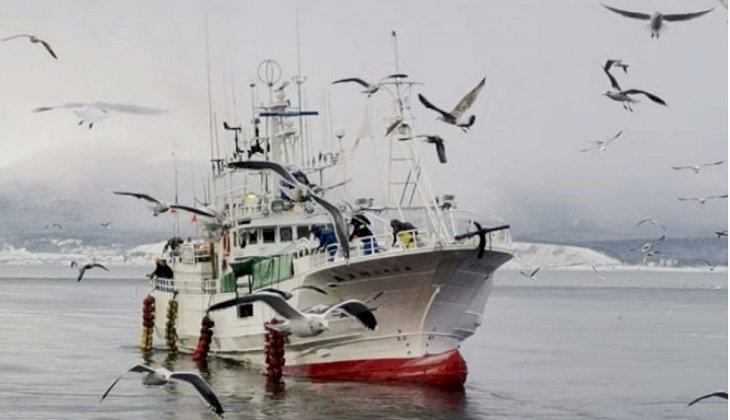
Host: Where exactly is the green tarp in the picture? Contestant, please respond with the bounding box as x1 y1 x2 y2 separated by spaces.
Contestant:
251 254 294 290
220 272 237 293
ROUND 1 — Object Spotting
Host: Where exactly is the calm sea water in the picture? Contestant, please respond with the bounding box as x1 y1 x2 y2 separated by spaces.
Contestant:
0 266 726 419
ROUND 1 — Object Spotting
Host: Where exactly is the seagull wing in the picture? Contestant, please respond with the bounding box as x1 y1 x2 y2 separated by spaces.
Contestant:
168 372 224 417
677 197 699 201
208 292 306 321
310 194 350 259
169 204 217 218
688 391 728 406
112 191 163 205
622 89 667 105
331 78 371 89
291 285 329 295
663 8 715 21
708 194 729 200
602 61 622 91
227 160 299 185
90 102 167 115
602 4 651 20
672 166 692 171
1 34 32 41
76 267 87 282
701 160 725 167
100 363 156 402
323 299 377 330
530 267 541 277
385 118 403 136
418 94 452 119
90 263 109 271
380 73 409 81
428 136 448 164
606 130 623 144
38 39 57 59
450 77 486 118
257 288 293 300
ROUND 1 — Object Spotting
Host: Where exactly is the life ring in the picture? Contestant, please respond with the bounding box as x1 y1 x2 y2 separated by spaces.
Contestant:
222 235 231 256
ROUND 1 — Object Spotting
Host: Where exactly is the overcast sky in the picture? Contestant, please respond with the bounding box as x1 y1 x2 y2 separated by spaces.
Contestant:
0 0 726 241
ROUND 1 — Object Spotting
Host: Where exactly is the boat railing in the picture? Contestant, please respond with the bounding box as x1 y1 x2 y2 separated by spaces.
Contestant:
152 277 217 295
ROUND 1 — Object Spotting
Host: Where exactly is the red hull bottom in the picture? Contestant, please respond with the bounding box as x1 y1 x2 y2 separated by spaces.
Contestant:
283 349 468 390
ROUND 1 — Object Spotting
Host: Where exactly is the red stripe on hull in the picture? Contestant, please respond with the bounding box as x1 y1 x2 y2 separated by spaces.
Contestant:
283 350 468 390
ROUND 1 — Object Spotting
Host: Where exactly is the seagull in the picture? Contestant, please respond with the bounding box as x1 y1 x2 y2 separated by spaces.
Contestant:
605 59 630 74
113 192 218 218
695 258 716 271
2 34 57 59
228 160 350 258
519 267 541 279
635 218 667 232
592 265 607 280
602 4 715 38
45 223 63 231
716 230 728 238
602 60 666 111
677 195 728 207
207 292 376 337
385 118 408 136
100 362 224 417
579 130 623 152
632 235 665 263
33 102 167 129
454 222 510 259
688 390 728 406
258 285 329 301
331 74 408 97
399 135 447 163
71 260 109 282
418 77 486 132
672 160 724 174
100 222 112 229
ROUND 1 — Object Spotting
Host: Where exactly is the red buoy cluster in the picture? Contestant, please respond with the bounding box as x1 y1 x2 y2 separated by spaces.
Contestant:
265 318 286 388
192 315 214 362
140 295 155 351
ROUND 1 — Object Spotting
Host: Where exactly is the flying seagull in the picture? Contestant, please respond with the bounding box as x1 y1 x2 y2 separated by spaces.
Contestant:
100 362 224 417
112 192 217 218
602 60 666 111
45 223 63 231
716 230 728 238
71 260 109 282
228 160 350 258
258 285 329 301
2 34 57 59
519 267 541 279
33 102 167 129
672 160 724 174
454 222 510 259
695 258 716 271
332 74 408 97
418 77 486 132
100 222 112 229
400 135 448 163
580 130 623 152
207 292 376 337
592 265 607 281
605 59 629 74
677 195 728 207
602 4 715 38
688 390 728 406
635 218 667 232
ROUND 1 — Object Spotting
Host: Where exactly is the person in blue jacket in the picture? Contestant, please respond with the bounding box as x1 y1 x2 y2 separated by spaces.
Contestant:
312 225 338 261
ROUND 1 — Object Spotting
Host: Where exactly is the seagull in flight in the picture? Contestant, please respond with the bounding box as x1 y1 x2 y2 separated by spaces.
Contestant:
113 192 218 218
672 160 724 174
605 59 630 74
100 362 224 418
332 74 408 97
418 77 486 132
602 60 666 111
228 160 350 258
635 218 667 233
519 267 541 279
592 265 607 280
695 258 716 271
45 223 63 231
71 260 109 282
677 195 728 207
580 130 623 152
602 4 715 38
688 390 727 406
716 230 728 238
33 102 167 129
400 135 448 163
2 34 57 59
207 292 377 337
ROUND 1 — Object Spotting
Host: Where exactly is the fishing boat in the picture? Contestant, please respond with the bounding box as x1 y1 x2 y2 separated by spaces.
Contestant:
148 49 512 389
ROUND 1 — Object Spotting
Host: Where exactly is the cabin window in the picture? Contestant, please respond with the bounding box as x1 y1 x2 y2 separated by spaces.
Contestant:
249 230 258 245
280 226 293 242
262 227 276 243
297 225 310 239
232 232 237 248
238 232 247 248
237 303 254 318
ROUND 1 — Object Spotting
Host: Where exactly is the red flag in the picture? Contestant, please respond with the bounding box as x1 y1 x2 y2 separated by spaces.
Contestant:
191 214 198 223
170 208 178 214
